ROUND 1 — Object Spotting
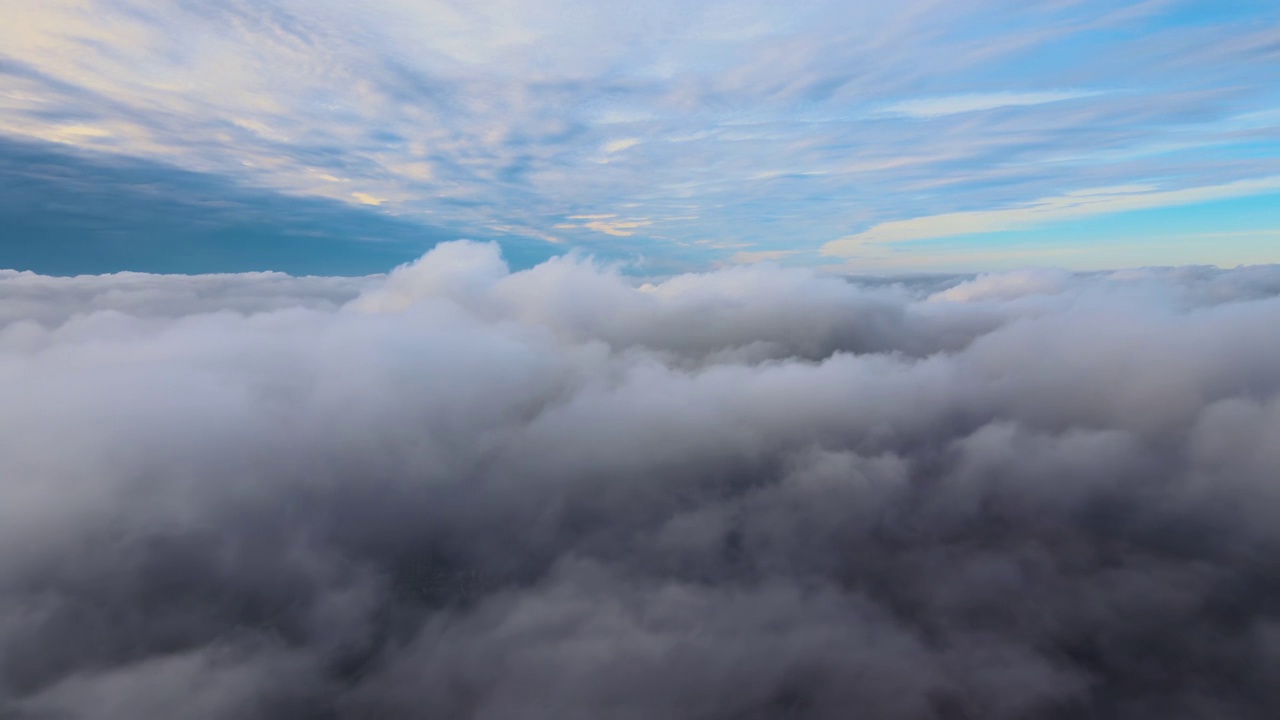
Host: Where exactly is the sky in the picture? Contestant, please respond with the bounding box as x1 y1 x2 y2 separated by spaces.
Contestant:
3 0 1280 274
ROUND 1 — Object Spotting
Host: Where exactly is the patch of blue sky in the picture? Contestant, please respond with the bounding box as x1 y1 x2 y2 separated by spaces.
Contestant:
1157 1 1280 27
0 139 561 276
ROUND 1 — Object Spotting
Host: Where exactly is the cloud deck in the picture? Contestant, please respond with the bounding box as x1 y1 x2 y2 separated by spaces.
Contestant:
2 243 1280 718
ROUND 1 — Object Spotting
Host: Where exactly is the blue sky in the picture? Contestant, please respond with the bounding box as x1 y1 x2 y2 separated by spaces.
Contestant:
2 0 1279 274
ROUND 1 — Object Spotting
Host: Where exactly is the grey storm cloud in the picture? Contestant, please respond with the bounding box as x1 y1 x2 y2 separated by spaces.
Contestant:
2 242 1280 719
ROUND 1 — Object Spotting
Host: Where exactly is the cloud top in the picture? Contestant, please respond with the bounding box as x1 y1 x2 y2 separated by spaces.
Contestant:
2 243 1280 717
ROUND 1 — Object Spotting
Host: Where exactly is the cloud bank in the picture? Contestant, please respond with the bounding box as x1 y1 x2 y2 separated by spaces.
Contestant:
3 242 1280 718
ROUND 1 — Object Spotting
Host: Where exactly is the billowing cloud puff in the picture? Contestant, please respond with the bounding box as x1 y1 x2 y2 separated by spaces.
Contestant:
2 242 1280 718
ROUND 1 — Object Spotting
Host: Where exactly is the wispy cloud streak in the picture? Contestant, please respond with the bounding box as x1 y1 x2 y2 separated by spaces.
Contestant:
1 0 1278 269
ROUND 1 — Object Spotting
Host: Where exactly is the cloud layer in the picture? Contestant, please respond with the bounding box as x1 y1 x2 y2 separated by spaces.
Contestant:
3 243 1280 718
